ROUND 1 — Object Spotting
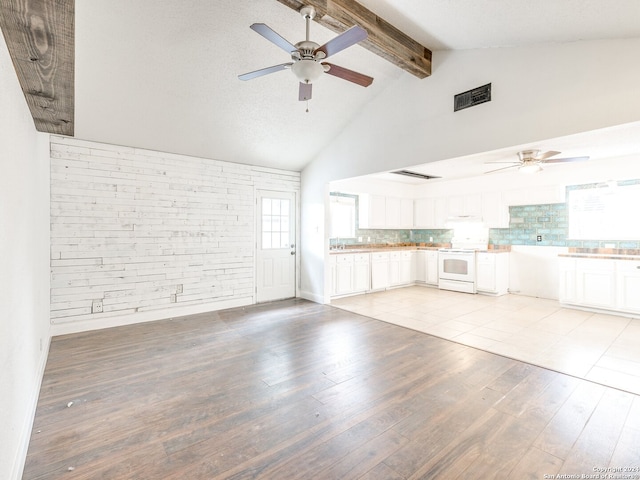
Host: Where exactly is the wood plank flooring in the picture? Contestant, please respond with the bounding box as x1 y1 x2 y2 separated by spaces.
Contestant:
23 299 640 479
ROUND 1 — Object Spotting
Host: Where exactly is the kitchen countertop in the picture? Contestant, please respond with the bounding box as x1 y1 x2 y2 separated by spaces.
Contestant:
558 247 640 260
329 244 511 254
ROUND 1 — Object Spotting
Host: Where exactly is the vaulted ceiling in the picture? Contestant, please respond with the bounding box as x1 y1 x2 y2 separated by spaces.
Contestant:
2 0 640 172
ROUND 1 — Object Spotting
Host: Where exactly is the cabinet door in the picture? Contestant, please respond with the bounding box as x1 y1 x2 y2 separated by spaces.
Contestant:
371 253 390 290
476 253 496 292
558 258 576 303
335 255 354 295
415 251 427 282
576 259 616 309
384 197 400 228
359 194 386 229
426 251 439 285
414 198 434 228
388 252 400 286
353 254 371 293
616 260 640 313
481 191 509 228
399 251 413 285
400 198 414 228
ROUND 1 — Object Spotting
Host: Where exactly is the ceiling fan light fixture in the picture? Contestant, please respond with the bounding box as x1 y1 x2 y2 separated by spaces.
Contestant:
519 163 542 174
291 59 323 84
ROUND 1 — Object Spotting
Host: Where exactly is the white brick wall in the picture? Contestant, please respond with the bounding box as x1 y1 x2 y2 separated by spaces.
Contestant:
50 136 300 327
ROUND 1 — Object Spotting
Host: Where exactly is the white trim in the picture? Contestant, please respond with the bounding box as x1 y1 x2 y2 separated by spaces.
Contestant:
11 336 51 480
298 290 325 304
51 297 253 336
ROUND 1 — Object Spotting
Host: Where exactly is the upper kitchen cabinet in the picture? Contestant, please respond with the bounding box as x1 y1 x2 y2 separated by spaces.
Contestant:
481 191 510 228
359 194 414 229
448 194 482 218
503 185 565 206
414 197 447 229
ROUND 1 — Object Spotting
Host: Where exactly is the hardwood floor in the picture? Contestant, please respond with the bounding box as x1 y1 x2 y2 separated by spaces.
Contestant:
23 299 640 479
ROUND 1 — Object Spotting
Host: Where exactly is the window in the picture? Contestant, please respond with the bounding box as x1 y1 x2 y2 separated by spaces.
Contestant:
329 194 356 238
261 197 291 249
568 181 640 240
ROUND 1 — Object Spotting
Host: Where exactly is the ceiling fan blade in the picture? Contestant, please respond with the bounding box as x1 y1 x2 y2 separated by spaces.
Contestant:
299 82 312 101
484 164 519 174
484 161 520 165
535 150 562 161
315 25 367 58
544 156 590 164
250 23 297 53
322 63 373 87
238 63 292 81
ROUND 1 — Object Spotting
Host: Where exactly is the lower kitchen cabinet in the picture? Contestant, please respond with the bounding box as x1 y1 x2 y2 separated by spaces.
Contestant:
476 252 509 296
559 256 640 314
332 253 370 296
370 252 390 291
616 259 640 313
416 250 439 286
389 251 413 286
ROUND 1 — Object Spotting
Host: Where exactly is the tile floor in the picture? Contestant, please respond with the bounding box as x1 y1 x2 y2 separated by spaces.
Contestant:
331 286 640 395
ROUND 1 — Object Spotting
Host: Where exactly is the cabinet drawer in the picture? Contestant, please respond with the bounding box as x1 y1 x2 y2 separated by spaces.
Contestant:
335 254 355 264
353 253 370 263
371 252 389 261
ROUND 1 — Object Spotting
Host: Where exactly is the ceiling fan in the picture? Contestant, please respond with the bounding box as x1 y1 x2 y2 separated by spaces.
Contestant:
238 6 373 103
485 149 590 174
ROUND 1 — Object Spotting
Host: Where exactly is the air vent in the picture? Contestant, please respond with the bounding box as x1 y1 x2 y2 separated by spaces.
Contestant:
454 83 491 112
391 170 441 180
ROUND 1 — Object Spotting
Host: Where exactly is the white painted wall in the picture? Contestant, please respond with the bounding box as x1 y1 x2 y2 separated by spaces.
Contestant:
50 136 300 335
300 38 640 301
0 35 51 480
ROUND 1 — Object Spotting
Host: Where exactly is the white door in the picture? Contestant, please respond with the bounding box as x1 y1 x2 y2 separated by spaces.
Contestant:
256 190 296 302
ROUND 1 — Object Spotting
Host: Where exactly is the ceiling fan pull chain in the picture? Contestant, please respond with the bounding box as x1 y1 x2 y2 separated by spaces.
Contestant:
306 100 309 113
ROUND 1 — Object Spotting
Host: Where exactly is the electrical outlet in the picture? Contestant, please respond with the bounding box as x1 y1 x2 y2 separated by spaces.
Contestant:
536 235 542 242
92 299 103 313
176 284 183 294
170 294 177 303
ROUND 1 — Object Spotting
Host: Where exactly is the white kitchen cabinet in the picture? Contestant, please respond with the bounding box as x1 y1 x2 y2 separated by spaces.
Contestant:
328 255 337 296
334 254 355 296
371 251 390 291
481 191 510 228
360 194 413 229
358 194 386 229
558 257 577 303
448 194 482 218
503 185 565 206
353 253 371 293
400 251 414 285
388 251 414 286
331 253 370 297
416 250 439 285
476 252 509 296
575 259 616 309
615 259 640 314
426 250 439 285
414 197 448 228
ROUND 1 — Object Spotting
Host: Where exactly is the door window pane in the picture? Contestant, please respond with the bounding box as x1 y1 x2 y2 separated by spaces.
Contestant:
261 197 291 249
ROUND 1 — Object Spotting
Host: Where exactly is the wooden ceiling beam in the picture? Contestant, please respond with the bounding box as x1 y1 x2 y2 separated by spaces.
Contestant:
277 0 431 78
0 0 74 136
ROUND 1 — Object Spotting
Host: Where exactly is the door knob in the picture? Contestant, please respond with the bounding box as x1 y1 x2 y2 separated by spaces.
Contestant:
290 251 296 255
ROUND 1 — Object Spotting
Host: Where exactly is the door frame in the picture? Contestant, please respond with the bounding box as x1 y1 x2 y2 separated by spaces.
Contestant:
255 188 300 303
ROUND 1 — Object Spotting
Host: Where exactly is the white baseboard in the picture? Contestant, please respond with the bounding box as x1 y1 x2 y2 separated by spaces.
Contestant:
298 289 325 304
11 335 51 480
51 297 254 336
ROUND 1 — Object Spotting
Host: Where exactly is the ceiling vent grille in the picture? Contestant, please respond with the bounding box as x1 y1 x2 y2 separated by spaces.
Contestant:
454 83 491 112
391 170 441 180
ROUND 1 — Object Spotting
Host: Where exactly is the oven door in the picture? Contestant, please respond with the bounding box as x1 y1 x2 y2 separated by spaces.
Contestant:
439 250 475 282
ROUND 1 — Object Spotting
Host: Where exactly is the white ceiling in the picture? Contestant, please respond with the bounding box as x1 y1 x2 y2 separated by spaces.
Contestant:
74 1 640 173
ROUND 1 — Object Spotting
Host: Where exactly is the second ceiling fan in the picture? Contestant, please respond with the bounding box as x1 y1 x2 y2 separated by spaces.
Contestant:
238 6 373 102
